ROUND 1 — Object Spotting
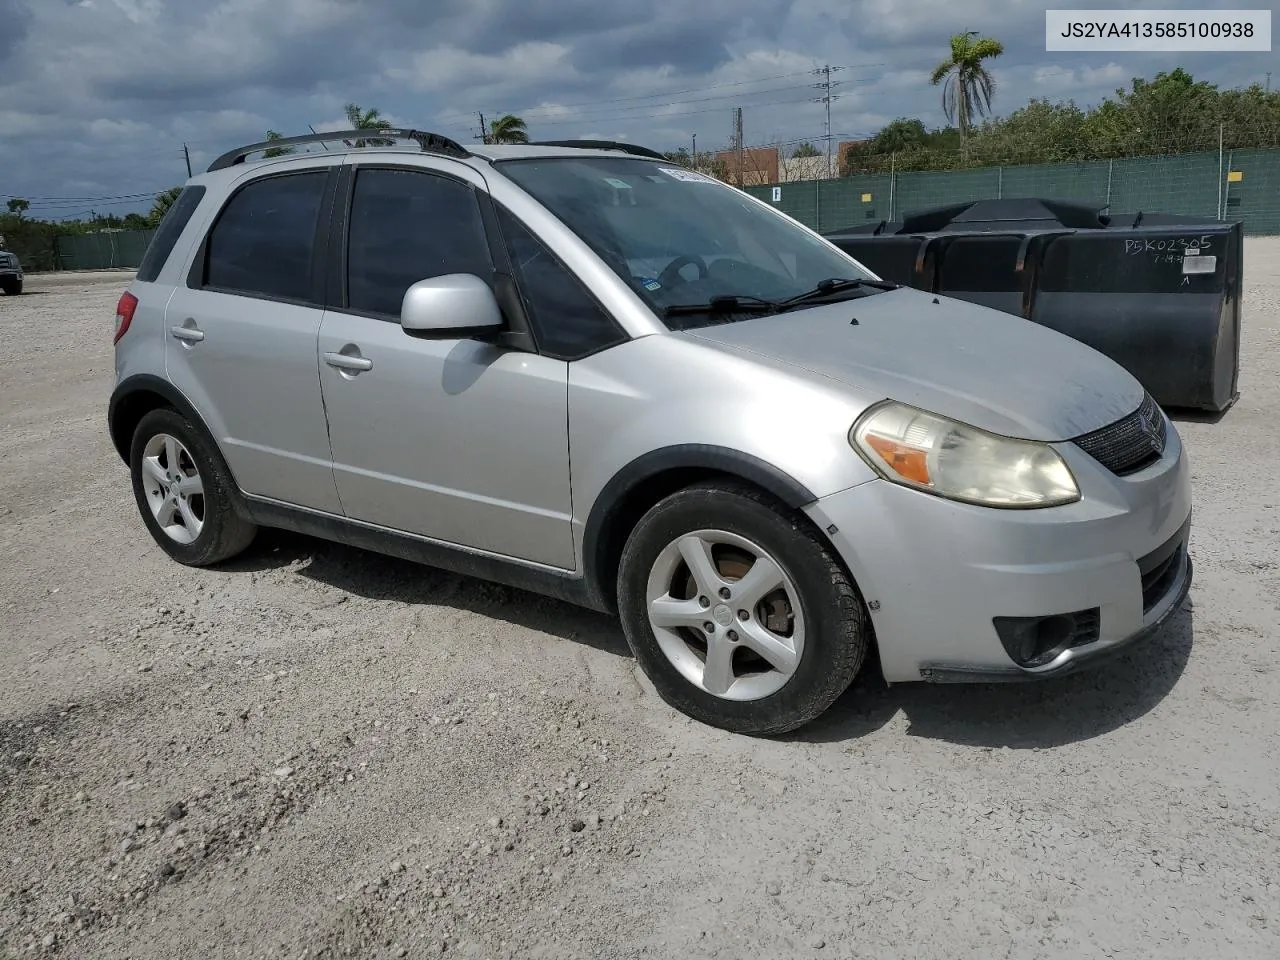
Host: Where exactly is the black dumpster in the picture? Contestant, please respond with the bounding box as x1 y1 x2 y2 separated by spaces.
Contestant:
824 198 1242 413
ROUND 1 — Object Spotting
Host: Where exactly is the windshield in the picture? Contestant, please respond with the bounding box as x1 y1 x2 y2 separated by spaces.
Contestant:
495 156 878 329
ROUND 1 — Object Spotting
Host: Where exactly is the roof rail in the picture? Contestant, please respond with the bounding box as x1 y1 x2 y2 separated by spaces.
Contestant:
528 140 667 161
207 128 471 173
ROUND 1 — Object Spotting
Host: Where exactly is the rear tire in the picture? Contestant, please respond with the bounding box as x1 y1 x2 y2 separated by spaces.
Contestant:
616 480 869 736
129 408 257 566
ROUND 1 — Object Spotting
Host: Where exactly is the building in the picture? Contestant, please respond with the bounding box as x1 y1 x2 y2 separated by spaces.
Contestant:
713 146 779 186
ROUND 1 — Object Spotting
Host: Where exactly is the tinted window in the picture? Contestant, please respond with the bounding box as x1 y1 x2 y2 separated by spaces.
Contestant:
137 186 205 283
346 169 493 317
497 207 626 360
205 172 326 301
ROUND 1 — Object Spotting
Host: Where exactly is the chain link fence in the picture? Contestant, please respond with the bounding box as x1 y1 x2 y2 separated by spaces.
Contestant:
747 147 1280 235
53 229 156 271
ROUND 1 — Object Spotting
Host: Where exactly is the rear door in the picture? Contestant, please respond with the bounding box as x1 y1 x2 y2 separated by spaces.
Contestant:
165 162 342 514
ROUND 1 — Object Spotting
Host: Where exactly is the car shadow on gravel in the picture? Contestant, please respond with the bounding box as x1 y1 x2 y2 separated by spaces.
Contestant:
223 529 632 659
795 602 1195 749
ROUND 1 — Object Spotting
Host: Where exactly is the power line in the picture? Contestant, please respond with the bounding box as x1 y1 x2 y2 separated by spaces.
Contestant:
449 61 889 123
3 191 157 203
508 91 839 130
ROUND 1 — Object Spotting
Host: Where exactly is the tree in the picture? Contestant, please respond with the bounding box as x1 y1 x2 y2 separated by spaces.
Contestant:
487 114 529 144
662 148 693 167
791 142 820 158
148 187 182 228
6 198 29 220
343 103 394 148
262 129 295 158
929 31 1004 156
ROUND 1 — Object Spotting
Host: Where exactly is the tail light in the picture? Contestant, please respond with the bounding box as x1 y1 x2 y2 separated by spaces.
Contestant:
114 291 138 344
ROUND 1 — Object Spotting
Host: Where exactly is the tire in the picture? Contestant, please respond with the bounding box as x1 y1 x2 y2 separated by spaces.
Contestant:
129 407 257 566
616 480 870 736
0 278 19 296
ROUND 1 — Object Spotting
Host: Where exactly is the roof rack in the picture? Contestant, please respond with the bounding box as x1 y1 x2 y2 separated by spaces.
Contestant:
207 128 472 173
528 140 667 161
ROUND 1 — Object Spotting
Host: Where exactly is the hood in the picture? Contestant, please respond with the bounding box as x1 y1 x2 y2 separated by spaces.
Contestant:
682 287 1145 441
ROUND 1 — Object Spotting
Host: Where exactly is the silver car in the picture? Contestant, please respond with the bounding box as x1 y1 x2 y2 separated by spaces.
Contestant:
108 131 1192 735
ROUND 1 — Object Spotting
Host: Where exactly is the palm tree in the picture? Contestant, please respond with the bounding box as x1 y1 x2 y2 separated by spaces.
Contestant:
487 114 529 145
929 31 1004 158
148 187 182 227
343 103 394 148
262 129 295 158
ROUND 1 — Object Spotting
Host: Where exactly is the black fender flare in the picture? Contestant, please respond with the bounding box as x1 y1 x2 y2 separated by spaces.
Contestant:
107 374 214 464
581 444 818 609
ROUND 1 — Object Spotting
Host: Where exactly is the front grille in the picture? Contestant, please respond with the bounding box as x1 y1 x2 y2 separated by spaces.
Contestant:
1137 518 1190 614
1071 392 1167 476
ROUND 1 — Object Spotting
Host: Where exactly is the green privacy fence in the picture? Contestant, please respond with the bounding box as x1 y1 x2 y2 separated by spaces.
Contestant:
53 229 155 271
747 147 1280 235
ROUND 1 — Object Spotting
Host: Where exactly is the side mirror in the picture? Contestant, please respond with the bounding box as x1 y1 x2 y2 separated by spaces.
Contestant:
400 274 505 338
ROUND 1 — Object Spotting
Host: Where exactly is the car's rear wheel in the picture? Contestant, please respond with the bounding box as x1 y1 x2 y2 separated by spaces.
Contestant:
129 408 257 566
617 480 870 736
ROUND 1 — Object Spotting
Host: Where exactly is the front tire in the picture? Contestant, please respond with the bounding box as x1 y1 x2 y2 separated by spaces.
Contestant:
0 278 20 296
617 480 870 736
129 408 257 566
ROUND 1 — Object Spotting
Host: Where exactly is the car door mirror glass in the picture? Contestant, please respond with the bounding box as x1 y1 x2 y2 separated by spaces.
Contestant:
400 274 505 337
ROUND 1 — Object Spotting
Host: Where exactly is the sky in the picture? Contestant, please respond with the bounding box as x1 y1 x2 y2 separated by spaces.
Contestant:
1 0 1275 221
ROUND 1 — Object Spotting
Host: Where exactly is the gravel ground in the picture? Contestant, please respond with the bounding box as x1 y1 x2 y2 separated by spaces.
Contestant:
1 252 1277 960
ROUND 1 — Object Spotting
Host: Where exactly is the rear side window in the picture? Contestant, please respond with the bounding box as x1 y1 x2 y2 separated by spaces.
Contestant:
136 186 205 283
496 206 626 361
345 168 493 317
203 172 327 301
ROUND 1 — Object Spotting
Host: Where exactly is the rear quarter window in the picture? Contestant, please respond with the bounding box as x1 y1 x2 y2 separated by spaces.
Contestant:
136 186 206 283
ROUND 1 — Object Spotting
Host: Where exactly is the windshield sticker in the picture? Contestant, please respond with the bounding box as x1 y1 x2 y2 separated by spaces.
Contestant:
658 167 716 183
637 277 663 292
603 177 632 189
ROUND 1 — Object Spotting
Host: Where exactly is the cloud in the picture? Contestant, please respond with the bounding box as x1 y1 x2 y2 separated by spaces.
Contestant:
0 0 1270 212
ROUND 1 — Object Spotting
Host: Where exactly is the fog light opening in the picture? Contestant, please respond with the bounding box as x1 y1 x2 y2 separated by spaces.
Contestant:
993 609 1100 669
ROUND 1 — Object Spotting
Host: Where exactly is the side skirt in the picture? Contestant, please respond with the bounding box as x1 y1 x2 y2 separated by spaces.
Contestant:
241 496 608 613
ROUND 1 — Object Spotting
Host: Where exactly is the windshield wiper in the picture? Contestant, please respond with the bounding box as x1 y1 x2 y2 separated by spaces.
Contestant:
778 277 900 310
663 295 783 318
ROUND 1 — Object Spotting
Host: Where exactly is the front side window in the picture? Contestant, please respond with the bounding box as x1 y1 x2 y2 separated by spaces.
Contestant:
495 156 879 329
346 168 493 317
496 206 626 360
204 172 326 301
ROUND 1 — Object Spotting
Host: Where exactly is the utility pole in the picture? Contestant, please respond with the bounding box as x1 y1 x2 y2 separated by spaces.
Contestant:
183 143 192 178
812 65 843 178
1267 72 1272 93
477 112 488 144
691 133 696 170
733 107 744 188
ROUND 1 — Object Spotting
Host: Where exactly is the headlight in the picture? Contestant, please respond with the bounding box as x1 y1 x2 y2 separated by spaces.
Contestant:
849 401 1080 508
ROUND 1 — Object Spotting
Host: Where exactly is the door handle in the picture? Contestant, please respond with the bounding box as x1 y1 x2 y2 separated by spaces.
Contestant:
170 325 204 342
324 351 373 372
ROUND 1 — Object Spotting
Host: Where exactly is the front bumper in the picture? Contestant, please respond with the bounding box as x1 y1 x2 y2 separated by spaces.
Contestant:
803 422 1193 683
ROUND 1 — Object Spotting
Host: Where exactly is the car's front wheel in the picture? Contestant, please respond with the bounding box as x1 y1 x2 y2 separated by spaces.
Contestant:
129 408 257 566
0 278 20 296
617 480 870 736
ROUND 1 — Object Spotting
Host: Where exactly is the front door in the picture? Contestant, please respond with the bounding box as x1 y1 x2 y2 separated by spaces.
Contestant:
316 162 575 569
